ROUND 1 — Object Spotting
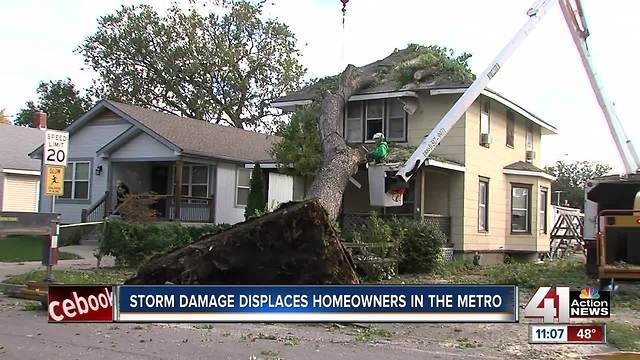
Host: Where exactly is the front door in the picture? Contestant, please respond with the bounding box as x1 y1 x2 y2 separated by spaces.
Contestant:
150 166 169 217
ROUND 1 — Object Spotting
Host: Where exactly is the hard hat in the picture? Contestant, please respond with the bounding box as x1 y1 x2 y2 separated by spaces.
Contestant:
373 132 385 141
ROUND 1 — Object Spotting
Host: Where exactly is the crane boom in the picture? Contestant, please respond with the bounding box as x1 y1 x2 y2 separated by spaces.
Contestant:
397 0 640 182
397 0 556 181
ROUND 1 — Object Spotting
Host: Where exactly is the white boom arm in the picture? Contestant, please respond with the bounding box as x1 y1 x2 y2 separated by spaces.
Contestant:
557 0 640 174
397 0 640 181
397 0 556 181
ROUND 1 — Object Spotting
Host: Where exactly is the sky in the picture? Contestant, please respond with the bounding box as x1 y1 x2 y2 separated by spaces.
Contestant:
1 0 638 173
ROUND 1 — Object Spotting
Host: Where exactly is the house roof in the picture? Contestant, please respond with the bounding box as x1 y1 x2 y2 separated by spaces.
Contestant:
0 124 43 172
31 101 280 163
504 161 546 172
272 48 557 135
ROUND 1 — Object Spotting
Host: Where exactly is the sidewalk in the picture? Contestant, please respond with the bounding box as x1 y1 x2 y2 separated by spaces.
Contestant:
0 243 114 282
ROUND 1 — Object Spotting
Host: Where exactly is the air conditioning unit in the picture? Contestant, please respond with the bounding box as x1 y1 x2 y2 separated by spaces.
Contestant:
480 133 491 146
526 150 536 162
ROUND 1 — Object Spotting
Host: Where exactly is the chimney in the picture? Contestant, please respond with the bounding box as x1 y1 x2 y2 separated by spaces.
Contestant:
33 111 47 129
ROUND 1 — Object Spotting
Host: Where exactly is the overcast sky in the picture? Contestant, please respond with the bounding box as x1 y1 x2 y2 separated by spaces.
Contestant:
1 0 638 173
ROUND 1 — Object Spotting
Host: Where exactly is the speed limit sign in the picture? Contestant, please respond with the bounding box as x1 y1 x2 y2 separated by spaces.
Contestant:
44 130 69 167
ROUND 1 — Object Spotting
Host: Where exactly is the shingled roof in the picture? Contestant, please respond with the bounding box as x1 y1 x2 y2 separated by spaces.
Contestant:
106 101 279 163
0 124 43 172
504 161 546 172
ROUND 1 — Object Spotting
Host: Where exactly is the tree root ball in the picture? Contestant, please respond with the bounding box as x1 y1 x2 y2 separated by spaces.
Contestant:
126 199 359 285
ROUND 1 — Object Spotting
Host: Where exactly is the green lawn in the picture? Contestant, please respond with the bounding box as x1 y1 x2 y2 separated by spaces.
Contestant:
0 235 82 262
3 268 135 285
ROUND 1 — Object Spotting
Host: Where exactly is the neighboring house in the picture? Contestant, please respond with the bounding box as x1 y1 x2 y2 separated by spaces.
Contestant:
273 49 558 263
0 124 43 212
29 100 302 224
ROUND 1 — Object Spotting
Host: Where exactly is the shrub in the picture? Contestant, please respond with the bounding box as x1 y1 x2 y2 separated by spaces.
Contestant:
97 219 230 267
398 221 446 274
245 164 267 220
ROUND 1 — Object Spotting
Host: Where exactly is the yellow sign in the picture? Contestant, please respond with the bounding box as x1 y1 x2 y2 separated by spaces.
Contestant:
45 166 65 196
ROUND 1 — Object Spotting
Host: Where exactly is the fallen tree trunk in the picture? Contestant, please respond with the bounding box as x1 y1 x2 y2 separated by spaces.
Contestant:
126 199 359 285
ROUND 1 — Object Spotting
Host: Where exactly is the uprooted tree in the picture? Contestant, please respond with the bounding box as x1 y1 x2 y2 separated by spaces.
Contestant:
127 44 474 285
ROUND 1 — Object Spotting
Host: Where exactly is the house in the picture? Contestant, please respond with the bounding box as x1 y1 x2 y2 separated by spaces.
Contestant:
0 123 44 212
29 100 303 225
273 48 558 263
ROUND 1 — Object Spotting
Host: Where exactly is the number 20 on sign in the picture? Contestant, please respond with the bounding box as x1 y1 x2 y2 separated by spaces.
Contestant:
44 130 69 167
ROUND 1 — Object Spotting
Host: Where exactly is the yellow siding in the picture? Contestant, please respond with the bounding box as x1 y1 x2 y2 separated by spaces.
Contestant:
3 175 39 212
461 98 550 252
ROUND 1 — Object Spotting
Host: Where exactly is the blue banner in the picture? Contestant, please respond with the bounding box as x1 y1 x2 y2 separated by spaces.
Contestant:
116 285 517 322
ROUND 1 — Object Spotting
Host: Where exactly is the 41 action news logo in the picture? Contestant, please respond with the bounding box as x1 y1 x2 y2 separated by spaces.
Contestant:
524 287 610 323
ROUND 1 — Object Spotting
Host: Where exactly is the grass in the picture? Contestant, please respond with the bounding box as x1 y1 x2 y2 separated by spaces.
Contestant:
353 326 394 343
607 322 640 351
3 268 135 285
0 235 82 262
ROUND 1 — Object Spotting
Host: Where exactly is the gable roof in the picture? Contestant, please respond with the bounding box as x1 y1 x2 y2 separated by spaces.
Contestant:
504 161 545 172
0 124 43 172
272 48 557 135
503 161 556 181
31 101 280 163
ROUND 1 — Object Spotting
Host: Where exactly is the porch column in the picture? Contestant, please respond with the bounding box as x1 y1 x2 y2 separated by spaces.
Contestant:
174 160 183 220
415 169 426 220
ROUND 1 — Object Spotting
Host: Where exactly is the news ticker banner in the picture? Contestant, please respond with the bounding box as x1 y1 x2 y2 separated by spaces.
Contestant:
529 324 607 344
48 284 518 323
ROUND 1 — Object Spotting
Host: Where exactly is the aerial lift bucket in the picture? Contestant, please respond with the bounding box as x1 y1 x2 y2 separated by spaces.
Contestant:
368 164 405 207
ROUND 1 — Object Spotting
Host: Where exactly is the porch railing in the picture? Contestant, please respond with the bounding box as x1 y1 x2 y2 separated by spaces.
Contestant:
81 191 110 223
423 213 451 239
166 195 215 223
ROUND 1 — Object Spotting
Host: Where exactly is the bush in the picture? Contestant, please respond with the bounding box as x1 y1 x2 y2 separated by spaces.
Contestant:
398 220 446 274
97 219 230 267
244 163 267 220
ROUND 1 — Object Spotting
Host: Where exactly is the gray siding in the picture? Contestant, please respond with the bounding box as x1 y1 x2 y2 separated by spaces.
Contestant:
110 132 175 160
40 113 131 223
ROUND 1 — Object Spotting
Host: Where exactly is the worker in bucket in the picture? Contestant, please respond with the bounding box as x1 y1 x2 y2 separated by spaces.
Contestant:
368 132 388 163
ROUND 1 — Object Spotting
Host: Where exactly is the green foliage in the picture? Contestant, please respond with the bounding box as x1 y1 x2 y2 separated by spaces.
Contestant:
245 163 267 220
487 260 588 289
4 268 135 285
607 322 640 351
78 0 304 131
14 78 92 130
97 219 230 267
398 220 446 274
272 104 322 177
61 230 83 246
394 44 475 86
544 160 612 209
0 235 81 262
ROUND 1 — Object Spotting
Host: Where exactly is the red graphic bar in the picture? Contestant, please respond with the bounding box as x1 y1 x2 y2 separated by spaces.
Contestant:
567 324 605 343
48 285 114 322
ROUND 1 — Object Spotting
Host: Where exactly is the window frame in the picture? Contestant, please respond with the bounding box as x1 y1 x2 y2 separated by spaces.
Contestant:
539 187 548 234
343 99 408 143
479 100 490 147
172 164 210 198
506 109 515 148
235 167 252 207
478 177 489 232
59 160 91 201
385 98 408 142
526 123 534 152
364 100 385 143
510 183 532 234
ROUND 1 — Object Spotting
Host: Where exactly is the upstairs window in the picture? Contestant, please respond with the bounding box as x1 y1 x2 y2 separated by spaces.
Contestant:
346 102 363 143
506 110 515 147
365 100 384 141
526 123 534 151
479 100 490 146
344 99 407 143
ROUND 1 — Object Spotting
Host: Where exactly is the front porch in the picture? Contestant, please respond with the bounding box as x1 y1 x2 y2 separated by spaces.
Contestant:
341 164 464 243
82 159 215 223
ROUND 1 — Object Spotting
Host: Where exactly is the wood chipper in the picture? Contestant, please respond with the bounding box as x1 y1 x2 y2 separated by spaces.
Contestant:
584 176 640 287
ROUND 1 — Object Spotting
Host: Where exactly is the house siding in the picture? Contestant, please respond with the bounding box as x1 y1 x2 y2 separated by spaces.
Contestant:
109 132 175 160
461 98 550 253
214 162 245 224
39 111 131 223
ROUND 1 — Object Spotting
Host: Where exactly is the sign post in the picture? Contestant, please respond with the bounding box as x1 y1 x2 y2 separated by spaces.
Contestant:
42 130 69 282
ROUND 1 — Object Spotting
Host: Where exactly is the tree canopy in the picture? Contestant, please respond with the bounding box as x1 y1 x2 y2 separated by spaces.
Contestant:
78 0 304 131
14 79 92 130
544 160 612 208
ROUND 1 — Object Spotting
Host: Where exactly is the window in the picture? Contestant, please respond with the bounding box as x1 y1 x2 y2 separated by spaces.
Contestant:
479 100 490 145
236 167 252 207
526 124 534 151
174 165 209 197
344 99 407 143
346 102 363 142
478 178 489 232
511 185 531 233
386 99 406 141
365 100 384 141
60 161 90 200
539 188 548 234
506 110 515 147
